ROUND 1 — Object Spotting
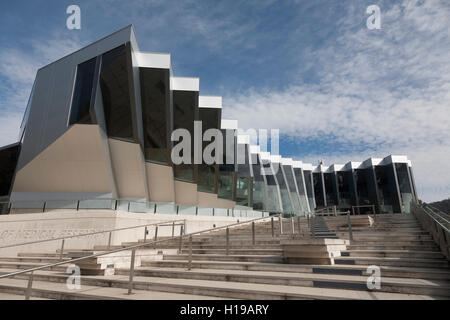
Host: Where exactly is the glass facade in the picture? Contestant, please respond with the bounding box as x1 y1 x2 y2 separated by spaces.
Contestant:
304 170 315 211
263 161 282 213
408 166 418 201
251 155 266 211
294 168 309 213
313 172 325 208
69 57 98 125
235 144 253 207
395 163 413 213
139 67 171 164
218 129 235 201
197 108 221 193
276 163 293 215
0 144 20 196
337 171 354 207
283 165 302 215
354 168 378 213
375 164 401 213
173 90 199 182
324 172 338 206
100 43 135 141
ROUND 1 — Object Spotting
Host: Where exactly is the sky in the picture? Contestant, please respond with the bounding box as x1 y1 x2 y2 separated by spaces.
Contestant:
0 0 449 202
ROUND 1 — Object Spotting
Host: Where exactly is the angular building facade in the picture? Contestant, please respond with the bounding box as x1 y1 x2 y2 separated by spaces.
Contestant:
0 26 418 216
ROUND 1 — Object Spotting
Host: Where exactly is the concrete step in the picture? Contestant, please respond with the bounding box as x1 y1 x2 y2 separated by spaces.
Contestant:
113 266 450 297
348 245 440 251
17 252 69 258
0 261 68 272
342 250 445 259
0 273 227 300
0 292 49 300
0 257 69 264
337 235 433 241
144 260 450 280
180 249 283 255
349 240 438 246
1 269 441 300
334 256 449 268
164 254 284 263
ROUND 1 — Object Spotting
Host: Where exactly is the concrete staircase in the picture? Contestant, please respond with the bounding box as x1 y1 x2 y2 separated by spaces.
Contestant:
0 214 449 300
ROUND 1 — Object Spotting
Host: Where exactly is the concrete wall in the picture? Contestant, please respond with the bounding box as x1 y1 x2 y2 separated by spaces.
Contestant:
0 210 250 256
12 125 113 194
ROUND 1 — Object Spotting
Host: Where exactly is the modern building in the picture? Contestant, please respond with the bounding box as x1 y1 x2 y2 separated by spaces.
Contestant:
0 25 418 216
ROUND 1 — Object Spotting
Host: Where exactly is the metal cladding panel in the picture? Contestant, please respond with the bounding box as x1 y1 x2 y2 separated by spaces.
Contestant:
136 52 171 69
17 65 55 171
199 96 222 109
16 26 135 172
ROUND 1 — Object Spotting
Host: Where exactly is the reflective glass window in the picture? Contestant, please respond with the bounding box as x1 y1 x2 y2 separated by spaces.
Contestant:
337 171 352 207
100 44 134 141
140 67 171 164
324 172 338 206
276 163 293 215
263 161 281 213
395 163 413 213
313 172 325 208
303 170 315 210
173 90 199 182
197 108 220 193
375 164 401 213
235 145 252 207
69 57 97 125
283 165 302 215
0 144 20 196
294 168 309 213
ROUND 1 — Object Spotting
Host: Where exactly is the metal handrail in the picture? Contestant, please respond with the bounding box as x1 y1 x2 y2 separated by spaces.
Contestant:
423 204 450 223
424 203 450 216
415 204 450 234
0 219 186 250
0 213 281 298
421 206 450 233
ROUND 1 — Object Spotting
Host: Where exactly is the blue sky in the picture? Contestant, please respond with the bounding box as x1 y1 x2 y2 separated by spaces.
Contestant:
0 0 449 202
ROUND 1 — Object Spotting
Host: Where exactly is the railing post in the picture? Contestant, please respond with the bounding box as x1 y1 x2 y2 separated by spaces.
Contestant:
252 222 256 245
271 217 274 238
291 217 295 235
279 215 283 235
347 211 353 241
154 226 158 249
178 226 183 253
188 235 193 270
333 206 337 216
297 216 301 235
184 220 187 234
226 227 230 256
144 227 147 242
127 249 136 295
25 271 34 300
311 215 315 238
172 221 175 237
59 239 65 261
107 232 112 250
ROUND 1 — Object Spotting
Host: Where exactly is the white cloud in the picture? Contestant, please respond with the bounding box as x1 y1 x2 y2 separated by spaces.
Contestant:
223 0 450 202
0 32 84 146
